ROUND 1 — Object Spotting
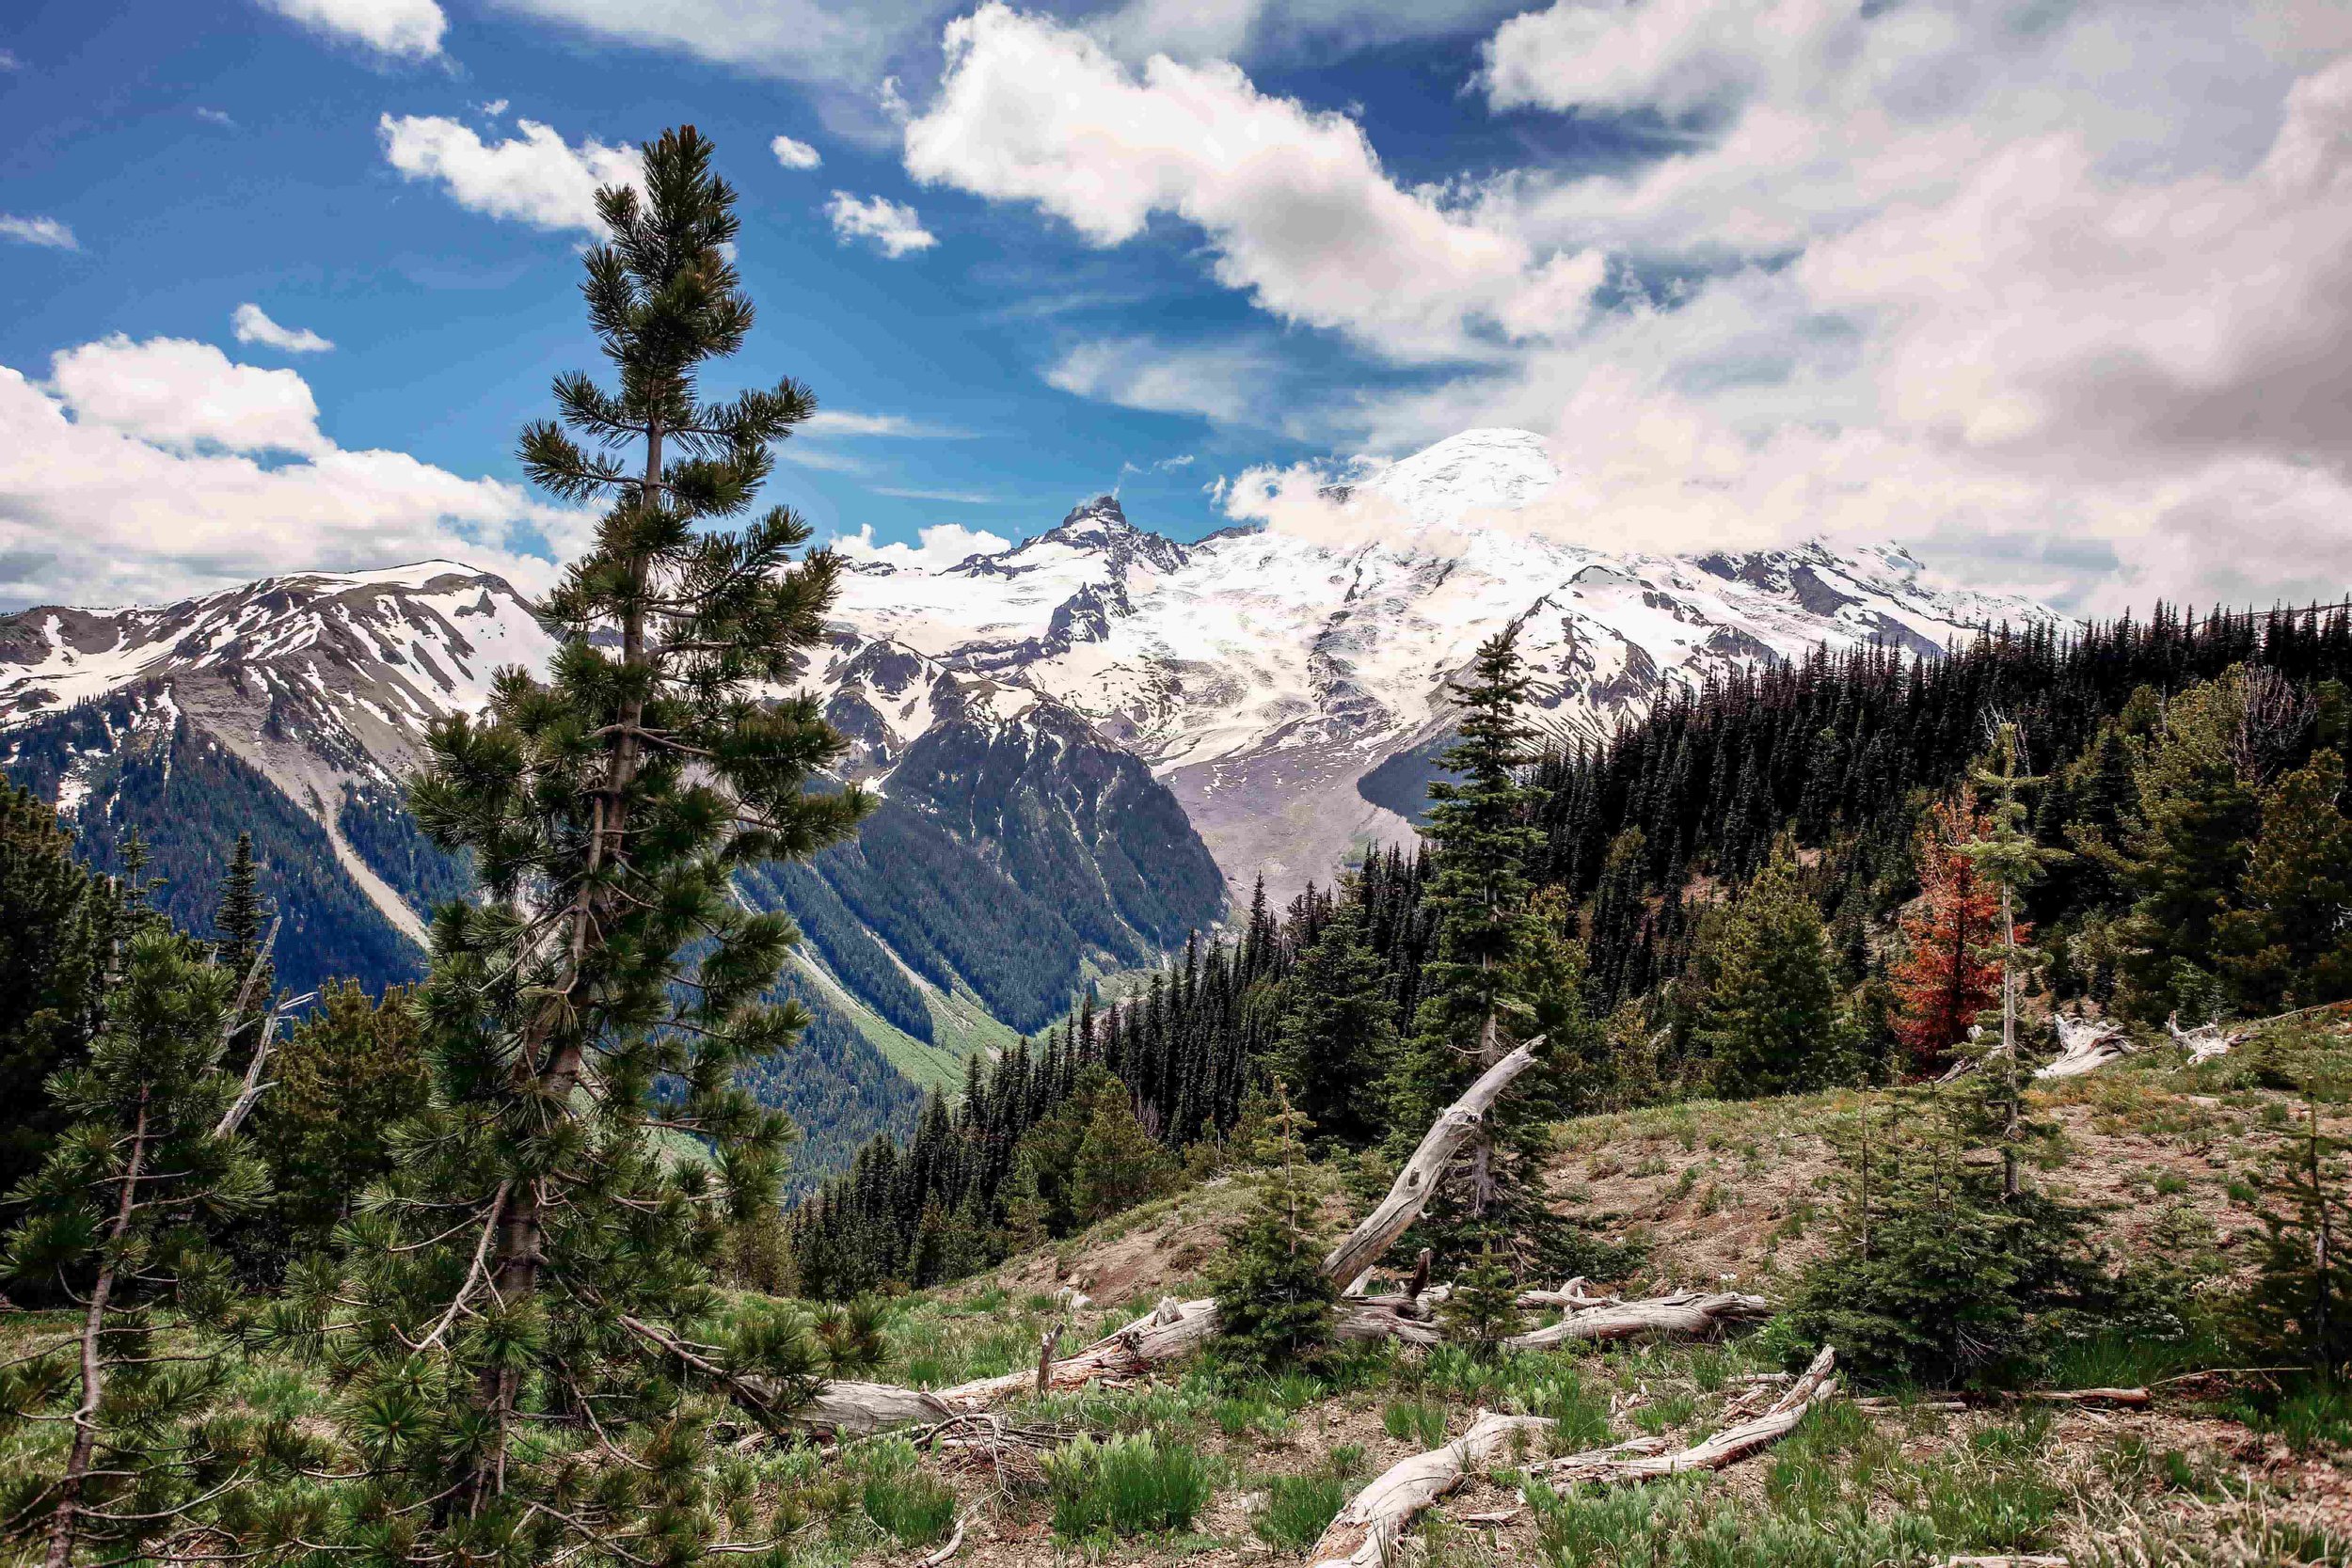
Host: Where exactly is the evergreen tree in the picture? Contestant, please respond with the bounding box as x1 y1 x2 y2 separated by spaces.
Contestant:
243 979 431 1257
0 784 114 1192
212 831 272 1039
1891 800 2001 1074
2234 1097 2349 1384
1206 1083 1335 1370
308 127 878 1547
2215 750 2352 1012
1072 1085 1173 1227
1388 626 1552 1273
0 931 278 1567
1275 895 1395 1150
1959 722 2068 1199
2113 673 2263 1022
1698 843 1843 1097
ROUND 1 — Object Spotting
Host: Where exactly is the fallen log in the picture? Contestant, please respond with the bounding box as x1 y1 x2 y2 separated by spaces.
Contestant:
1531 1344 1838 1482
2168 1014 2245 1065
1305 1411 1554 1568
784 1380 955 1437
1307 1347 1840 1567
1320 1039 1543 1288
2036 1015 2132 1080
1506 1291 1771 1349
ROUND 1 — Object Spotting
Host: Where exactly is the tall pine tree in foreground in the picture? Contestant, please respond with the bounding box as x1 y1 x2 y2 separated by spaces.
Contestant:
1389 625 1559 1273
303 127 877 1560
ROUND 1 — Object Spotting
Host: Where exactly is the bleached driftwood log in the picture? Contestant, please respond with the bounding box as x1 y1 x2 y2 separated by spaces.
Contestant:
1506 1291 1770 1349
2036 1015 2133 1080
1320 1039 1543 1288
1306 1347 1840 1567
2168 1014 2246 1065
1305 1411 1554 1568
1531 1345 1838 1481
784 1381 955 1436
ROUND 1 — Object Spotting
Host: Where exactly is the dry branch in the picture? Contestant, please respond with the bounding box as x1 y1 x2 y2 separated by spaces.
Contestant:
1532 1344 1838 1482
1506 1291 1770 1349
2037 1015 2133 1080
1305 1411 1553 1568
1320 1039 1542 1287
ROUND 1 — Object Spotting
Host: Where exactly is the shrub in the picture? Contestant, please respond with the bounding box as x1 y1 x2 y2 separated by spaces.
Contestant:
1254 1472 1346 1548
1043 1433 1213 1539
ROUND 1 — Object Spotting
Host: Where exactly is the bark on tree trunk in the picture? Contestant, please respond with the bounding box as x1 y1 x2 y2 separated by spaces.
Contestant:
1319 1039 1541 1288
45 1094 148 1568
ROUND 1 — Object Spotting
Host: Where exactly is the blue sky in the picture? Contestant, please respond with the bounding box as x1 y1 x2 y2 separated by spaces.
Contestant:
3 1 2349 615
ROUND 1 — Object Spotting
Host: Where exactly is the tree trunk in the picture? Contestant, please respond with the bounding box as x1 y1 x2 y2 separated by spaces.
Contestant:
1305 1410 1551 1568
1320 1039 1541 1288
45 1094 148 1568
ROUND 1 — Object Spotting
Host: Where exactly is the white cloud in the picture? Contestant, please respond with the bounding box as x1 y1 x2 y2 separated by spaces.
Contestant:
1045 338 1285 427
825 191 937 256
379 115 643 233
903 5 1602 361
256 0 446 58
480 98 510 117
1090 0 1520 64
800 409 964 437
0 215 76 250
0 350 579 608
0 48 18 70
771 134 822 170
482 0 947 87
834 521 1010 568
50 336 330 457
872 485 999 503
196 107 236 127
232 304 335 355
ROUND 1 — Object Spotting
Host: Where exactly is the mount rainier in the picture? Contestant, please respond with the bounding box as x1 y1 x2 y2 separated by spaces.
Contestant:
0 427 2048 1156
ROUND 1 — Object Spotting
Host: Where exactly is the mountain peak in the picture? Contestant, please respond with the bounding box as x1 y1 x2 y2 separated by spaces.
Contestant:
1360 427 1561 526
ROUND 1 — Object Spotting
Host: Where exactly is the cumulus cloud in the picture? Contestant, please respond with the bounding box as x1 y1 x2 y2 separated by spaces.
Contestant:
0 215 76 250
834 521 1011 569
232 304 335 354
50 337 331 457
256 0 446 58
903 4 1604 361
825 191 937 255
380 115 643 232
771 134 822 170
0 347 579 608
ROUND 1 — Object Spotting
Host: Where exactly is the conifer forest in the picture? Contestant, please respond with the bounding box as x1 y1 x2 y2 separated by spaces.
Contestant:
5 125 2352 1568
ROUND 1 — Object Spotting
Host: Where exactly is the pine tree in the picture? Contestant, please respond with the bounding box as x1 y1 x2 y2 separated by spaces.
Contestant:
2215 750 2352 1013
1072 1085 1173 1227
0 784 114 1192
1389 626 1550 1272
212 832 272 1042
1206 1083 1335 1370
1959 721 2069 1198
2235 1097 2349 1384
243 979 431 1257
1699 842 1843 1098
308 127 877 1548
1276 895 1395 1150
2113 674 2263 1022
0 931 279 1567
1891 800 2002 1074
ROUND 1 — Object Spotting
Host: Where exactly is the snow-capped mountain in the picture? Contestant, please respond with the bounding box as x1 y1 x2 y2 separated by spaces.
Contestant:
0 425 2053 1085
828 428 2056 898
